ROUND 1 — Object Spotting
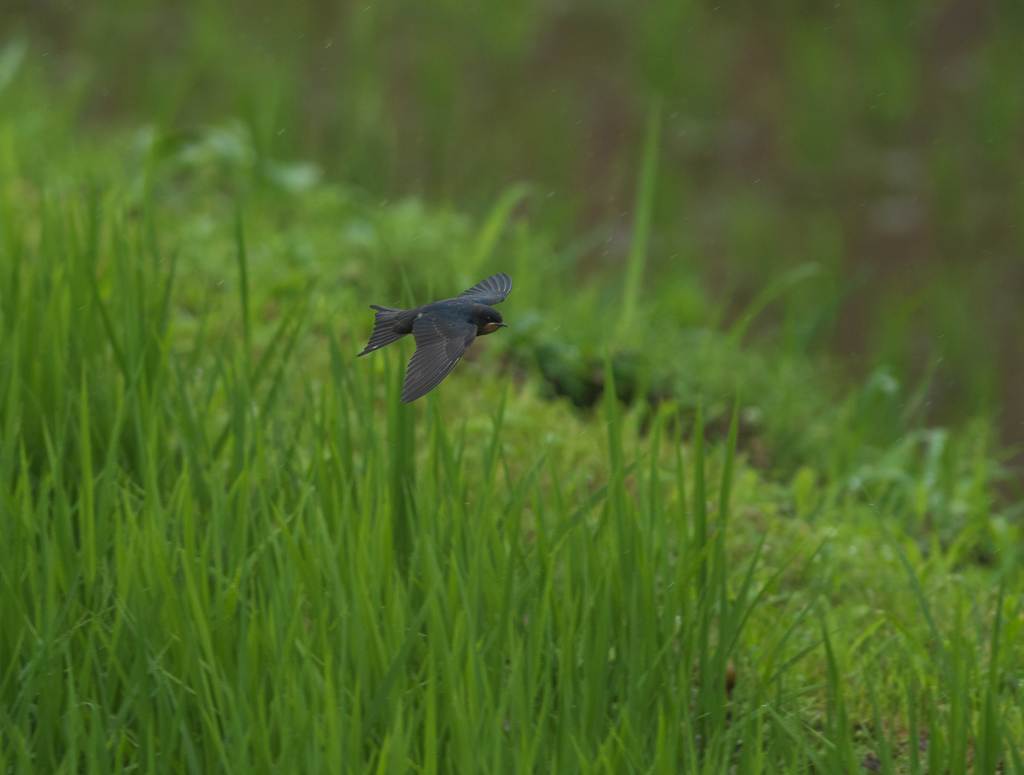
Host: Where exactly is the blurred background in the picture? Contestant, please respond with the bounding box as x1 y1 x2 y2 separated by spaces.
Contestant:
4 0 1023 461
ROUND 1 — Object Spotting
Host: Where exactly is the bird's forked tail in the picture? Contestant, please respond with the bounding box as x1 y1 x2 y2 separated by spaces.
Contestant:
358 305 408 356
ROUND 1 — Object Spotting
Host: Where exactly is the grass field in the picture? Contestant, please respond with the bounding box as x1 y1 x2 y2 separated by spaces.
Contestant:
1 5 1024 773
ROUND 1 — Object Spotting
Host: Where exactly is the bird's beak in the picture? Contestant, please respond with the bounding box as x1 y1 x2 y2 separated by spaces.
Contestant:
498 322 508 328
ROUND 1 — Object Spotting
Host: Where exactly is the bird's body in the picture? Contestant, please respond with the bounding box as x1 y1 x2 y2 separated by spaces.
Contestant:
358 273 512 402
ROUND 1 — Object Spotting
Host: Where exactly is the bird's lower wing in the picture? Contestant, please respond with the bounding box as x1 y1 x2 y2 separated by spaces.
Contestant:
401 316 477 402
457 273 512 305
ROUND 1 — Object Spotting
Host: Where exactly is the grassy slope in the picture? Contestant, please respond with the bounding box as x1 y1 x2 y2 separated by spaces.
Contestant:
1 36 1023 775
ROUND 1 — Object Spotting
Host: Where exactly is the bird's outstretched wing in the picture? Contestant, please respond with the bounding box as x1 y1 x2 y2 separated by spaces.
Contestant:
401 314 477 402
457 273 513 305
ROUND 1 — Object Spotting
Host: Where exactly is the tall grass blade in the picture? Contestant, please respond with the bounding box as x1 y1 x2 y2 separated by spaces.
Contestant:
470 184 531 275
976 578 1006 775
234 202 251 362
387 349 416 570
726 263 820 347
616 98 661 340
820 612 856 774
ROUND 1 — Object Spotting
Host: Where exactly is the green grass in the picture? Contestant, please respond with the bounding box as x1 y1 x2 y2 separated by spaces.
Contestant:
1 10 1023 773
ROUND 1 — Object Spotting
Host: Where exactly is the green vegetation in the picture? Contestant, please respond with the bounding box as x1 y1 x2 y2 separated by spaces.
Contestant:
7 0 1024 433
1 3 1023 772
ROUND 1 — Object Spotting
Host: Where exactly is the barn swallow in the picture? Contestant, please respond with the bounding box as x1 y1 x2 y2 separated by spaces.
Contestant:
358 273 512 402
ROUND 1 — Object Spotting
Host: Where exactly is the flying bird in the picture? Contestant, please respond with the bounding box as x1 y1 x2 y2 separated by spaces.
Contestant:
358 273 512 402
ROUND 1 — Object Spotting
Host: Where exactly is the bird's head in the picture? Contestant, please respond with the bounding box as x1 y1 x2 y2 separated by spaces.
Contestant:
471 304 508 335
